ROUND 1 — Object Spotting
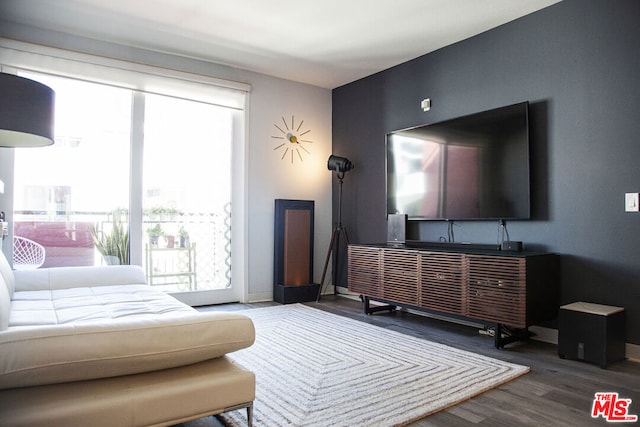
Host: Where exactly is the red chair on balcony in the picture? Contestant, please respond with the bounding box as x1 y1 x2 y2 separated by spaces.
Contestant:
13 236 46 270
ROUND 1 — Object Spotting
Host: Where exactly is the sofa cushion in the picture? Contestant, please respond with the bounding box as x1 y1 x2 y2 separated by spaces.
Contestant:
9 284 194 326
0 285 255 389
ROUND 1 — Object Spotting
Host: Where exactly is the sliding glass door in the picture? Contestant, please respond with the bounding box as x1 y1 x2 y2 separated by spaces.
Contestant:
141 93 235 303
13 72 241 305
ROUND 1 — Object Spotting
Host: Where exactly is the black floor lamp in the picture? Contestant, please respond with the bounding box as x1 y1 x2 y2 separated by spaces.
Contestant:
317 155 353 301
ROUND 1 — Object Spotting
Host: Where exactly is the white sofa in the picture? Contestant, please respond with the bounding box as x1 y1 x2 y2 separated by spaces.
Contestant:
0 251 255 426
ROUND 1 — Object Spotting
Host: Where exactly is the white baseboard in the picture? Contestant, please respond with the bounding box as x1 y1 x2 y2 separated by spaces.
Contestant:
627 343 640 362
523 326 640 363
529 326 558 345
247 291 273 303
250 285 345 304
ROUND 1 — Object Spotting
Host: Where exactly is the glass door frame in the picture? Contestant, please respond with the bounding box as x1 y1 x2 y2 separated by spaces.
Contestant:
129 93 248 306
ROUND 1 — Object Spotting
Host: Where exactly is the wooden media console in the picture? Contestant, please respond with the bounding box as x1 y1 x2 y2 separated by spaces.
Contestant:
348 243 560 348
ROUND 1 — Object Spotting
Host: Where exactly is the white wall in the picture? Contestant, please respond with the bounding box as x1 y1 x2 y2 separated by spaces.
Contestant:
0 23 333 302
245 76 332 301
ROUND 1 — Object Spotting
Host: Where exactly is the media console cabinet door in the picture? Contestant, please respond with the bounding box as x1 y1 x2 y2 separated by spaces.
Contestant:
420 252 466 316
466 255 527 328
382 248 419 305
348 245 383 297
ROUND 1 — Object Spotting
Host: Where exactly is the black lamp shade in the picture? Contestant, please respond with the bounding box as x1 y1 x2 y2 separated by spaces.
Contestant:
0 73 55 147
327 155 353 173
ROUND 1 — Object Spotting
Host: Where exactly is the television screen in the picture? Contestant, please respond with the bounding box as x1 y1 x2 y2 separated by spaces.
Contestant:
386 102 530 220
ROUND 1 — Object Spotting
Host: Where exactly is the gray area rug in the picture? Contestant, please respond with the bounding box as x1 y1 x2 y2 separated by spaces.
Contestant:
219 304 529 427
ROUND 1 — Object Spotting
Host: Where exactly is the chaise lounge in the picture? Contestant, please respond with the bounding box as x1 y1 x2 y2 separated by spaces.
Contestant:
0 250 255 426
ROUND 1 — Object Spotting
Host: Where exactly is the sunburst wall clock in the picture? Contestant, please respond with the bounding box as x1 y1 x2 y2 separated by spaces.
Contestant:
271 115 312 164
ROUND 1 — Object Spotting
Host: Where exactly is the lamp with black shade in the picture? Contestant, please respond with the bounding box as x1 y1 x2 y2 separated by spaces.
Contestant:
0 72 55 148
0 72 55 250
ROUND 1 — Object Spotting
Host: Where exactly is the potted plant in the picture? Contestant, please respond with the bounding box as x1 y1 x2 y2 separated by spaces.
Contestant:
178 226 190 248
165 207 182 222
90 215 129 265
146 224 164 246
112 207 128 223
143 206 183 221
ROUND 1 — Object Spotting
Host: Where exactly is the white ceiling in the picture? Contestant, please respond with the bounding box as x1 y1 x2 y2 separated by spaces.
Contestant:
0 0 561 89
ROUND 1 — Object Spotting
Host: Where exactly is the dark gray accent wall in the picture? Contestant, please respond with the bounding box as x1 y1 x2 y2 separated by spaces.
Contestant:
332 0 640 343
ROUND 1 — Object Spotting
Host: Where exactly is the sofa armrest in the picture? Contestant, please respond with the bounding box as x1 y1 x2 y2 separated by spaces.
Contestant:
14 265 148 291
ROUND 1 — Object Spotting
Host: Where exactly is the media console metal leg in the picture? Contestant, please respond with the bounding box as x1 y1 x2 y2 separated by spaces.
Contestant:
361 296 396 315
494 323 532 348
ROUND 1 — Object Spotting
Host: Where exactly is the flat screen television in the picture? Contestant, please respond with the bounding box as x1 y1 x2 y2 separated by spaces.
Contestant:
386 101 530 220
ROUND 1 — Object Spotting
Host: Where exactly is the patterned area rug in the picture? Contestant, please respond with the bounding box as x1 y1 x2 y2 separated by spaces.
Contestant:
219 304 529 427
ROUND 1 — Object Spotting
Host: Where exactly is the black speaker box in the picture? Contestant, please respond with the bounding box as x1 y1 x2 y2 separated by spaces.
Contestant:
558 302 625 368
387 214 407 244
501 241 523 251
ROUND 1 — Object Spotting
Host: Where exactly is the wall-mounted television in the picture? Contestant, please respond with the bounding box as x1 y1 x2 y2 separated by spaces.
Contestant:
386 101 530 221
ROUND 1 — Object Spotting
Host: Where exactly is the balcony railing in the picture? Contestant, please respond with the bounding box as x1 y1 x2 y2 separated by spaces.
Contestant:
13 208 232 291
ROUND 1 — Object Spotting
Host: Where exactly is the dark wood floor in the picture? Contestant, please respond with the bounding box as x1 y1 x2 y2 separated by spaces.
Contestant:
195 296 640 426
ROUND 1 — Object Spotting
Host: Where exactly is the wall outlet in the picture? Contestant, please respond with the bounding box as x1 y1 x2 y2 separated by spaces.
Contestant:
625 193 639 212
